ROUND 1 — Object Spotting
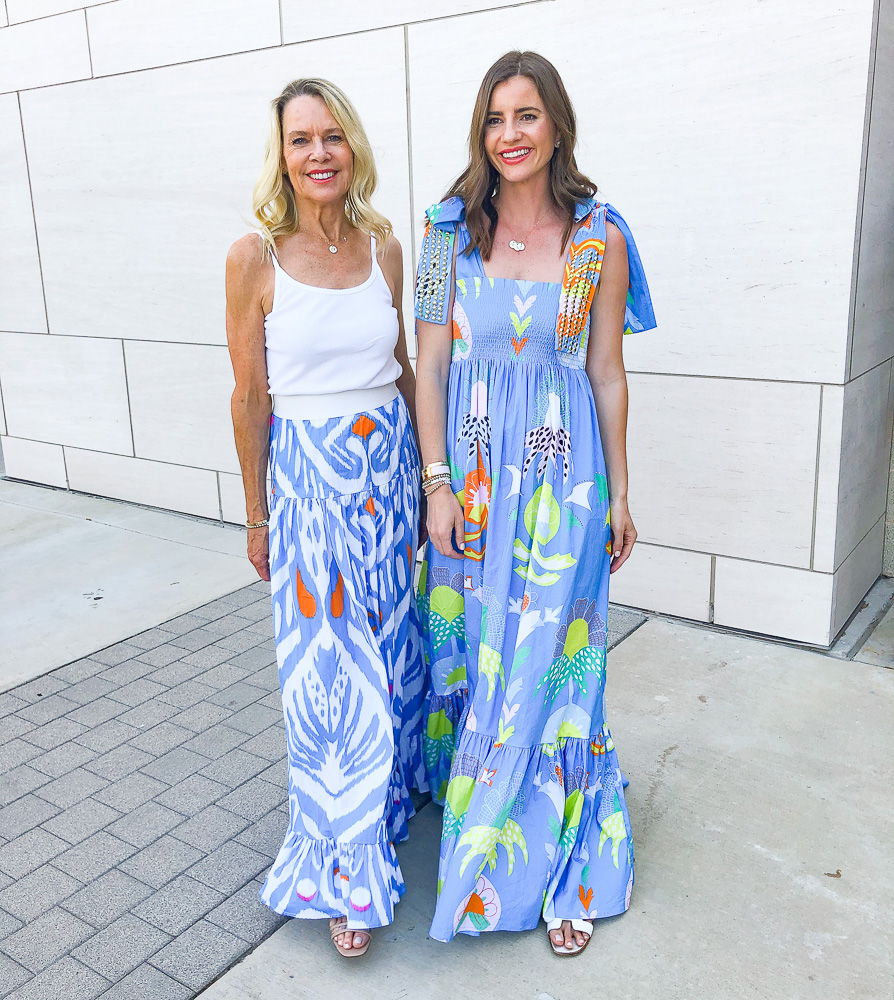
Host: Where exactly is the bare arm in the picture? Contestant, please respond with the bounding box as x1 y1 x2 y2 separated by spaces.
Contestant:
378 235 419 442
585 220 636 573
225 234 273 581
415 240 464 559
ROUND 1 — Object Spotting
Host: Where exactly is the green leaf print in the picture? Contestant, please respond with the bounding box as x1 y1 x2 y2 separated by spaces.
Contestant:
510 312 533 337
457 819 528 878
598 810 628 869
478 643 505 701
513 484 577 586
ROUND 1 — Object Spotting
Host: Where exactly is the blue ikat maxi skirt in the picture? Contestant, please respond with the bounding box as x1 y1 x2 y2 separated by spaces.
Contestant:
258 394 427 930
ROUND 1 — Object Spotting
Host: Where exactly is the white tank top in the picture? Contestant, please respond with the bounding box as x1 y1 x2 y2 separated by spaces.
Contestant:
264 234 403 405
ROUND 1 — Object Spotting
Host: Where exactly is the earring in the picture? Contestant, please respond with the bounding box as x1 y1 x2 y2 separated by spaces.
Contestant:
554 140 560 148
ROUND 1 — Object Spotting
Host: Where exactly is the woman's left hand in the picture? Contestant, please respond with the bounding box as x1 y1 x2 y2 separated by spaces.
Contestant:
609 498 637 573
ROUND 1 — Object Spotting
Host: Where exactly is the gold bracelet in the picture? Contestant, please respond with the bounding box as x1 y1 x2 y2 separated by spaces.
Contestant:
245 518 269 529
422 461 450 480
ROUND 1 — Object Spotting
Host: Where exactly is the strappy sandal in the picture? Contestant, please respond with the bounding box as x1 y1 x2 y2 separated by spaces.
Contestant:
546 918 593 957
329 916 371 958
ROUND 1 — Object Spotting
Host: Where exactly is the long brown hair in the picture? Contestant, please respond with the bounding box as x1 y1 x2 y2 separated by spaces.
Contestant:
446 51 597 260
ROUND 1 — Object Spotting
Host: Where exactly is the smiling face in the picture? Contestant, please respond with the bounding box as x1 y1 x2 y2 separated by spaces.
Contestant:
281 94 353 206
483 75 558 187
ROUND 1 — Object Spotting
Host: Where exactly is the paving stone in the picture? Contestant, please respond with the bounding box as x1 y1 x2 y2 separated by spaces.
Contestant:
170 805 248 852
135 875 225 936
84 745 153 782
240 726 286 763
0 827 68 878
234 809 287 860
106 802 183 849
97 963 190 1000
172 645 233 670
153 774 228 816
73 719 142 754
156 680 216 710
126 628 177 652
96 660 155 686
140 747 208 785
256 760 287 786
159 612 207 634
106 679 167 709
66 698 125 728
72 912 169 981
166 629 219 653
218 587 262 610
0 907 23 936
134 646 186 669
186 841 269 894
206 879 285 945
114 700 178 731
0 865 82 922
242 663 279 692
42 798 121 845
257 692 281 711
5 956 109 1000
15 694 79 725
90 642 143 667
0 953 30 997
207 683 263 713
181 725 249 761
141 661 207 688
226 703 281 736
199 748 269 788
195 663 252 691
30 742 98 779
0 741 41 774
20 716 86 750
0 694 28 719
225 645 277 671
33 767 108 809
53 831 136 883
243 617 273 637
120 836 204 890
62 676 119 706
61 868 154 928
125 722 191 758
11 675 69 704
149 918 245 990
212 631 262 655
92 773 168 812
0 793 59 838
167 703 231 733
231 598 271 620
0 717 35 744
0 765 52 808
52 658 105 684
2 906 95 972
197 597 243 618
219 776 282 822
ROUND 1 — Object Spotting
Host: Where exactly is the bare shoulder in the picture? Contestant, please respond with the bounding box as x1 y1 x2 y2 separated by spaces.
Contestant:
227 232 266 274
377 231 403 270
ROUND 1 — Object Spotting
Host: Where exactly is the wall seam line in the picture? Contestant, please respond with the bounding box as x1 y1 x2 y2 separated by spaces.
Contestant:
1 2 119 29
61 443 70 490
403 25 417 312
83 7 94 77
119 340 137 457
277 0 283 46
708 555 716 622
15 91 51 336
216 471 223 523
809 384 824 571
845 0 881 383
0 368 8 436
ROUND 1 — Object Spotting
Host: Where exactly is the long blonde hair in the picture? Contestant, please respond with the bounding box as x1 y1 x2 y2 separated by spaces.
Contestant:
252 78 391 256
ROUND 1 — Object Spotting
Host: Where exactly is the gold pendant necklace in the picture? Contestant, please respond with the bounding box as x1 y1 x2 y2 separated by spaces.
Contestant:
303 228 348 254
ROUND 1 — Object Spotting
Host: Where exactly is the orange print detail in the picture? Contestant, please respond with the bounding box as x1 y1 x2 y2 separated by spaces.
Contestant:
352 415 376 438
578 885 594 911
511 336 528 356
295 569 317 618
365 496 377 516
331 571 344 618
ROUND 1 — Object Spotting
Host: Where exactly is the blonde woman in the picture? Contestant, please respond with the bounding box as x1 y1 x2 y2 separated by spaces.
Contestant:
225 78 426 958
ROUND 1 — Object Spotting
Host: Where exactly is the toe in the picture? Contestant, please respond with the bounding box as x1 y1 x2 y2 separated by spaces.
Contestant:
353 933 366 949
563 922 574 950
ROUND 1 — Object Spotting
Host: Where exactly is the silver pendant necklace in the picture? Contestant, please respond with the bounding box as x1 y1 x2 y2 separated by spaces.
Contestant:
507 206 551 252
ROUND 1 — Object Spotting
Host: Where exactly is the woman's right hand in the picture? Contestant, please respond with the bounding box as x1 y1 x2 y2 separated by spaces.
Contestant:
247 526 271 581
426 485 465 560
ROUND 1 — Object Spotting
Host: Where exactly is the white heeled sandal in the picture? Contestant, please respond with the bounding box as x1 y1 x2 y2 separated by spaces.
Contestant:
546 918 593 957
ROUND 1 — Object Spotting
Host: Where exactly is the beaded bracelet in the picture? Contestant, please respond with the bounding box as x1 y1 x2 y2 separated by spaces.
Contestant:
422 474 452 497
245 518 269 529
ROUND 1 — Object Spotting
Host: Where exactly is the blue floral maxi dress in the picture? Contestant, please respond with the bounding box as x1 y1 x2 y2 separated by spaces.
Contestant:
259 396 428 930
415 197 656 942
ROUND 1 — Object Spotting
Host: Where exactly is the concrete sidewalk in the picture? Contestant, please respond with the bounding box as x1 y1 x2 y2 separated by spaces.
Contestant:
199 619 894 1000
0 481 257 693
